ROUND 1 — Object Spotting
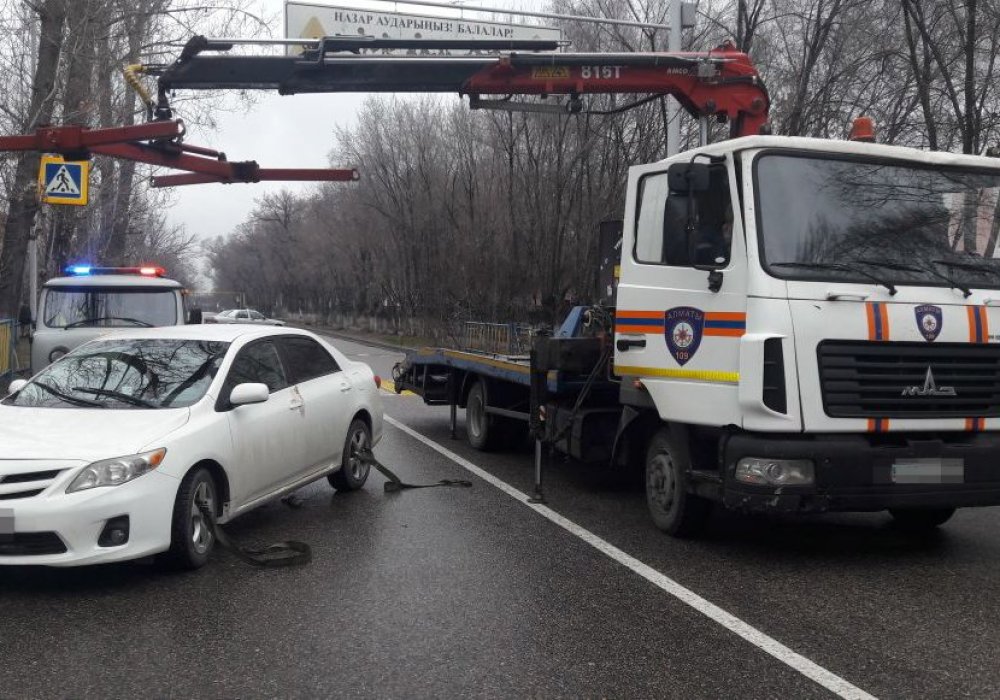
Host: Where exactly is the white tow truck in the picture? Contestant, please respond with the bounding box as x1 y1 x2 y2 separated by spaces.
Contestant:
396 131 1000 535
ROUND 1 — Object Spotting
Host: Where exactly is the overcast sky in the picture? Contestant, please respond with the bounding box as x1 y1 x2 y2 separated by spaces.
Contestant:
165 0 536 253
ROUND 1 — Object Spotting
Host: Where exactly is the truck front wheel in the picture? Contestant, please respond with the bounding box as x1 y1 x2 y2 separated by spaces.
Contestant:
645 427 711 537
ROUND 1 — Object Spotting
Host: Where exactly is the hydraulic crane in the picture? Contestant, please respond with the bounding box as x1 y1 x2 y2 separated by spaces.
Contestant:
0 35 769 187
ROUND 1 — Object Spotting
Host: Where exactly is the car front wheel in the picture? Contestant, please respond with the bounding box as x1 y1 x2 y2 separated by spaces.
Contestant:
329 418 372 491
161 466 218 570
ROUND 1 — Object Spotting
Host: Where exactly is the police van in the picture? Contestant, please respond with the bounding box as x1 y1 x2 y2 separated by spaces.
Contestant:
31 266 199 374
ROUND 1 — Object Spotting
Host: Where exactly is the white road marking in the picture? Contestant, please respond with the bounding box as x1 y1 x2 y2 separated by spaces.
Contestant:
384 415 877 700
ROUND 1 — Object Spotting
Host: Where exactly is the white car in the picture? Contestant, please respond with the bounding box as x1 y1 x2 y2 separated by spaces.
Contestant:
210 309 285 326
0 325 382 569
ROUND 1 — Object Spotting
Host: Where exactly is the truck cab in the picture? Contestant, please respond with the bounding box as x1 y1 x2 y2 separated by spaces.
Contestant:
31 266 191 374
617 135 1000 531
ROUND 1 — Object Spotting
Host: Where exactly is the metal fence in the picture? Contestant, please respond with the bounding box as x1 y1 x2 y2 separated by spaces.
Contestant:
0 319 18 385
462 321 534 356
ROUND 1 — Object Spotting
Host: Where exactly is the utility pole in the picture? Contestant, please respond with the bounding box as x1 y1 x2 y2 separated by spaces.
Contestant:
667 2 697 156
27 7 39 325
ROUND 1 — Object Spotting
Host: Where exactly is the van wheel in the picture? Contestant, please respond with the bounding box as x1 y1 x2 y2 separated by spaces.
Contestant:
645 427 711 537
889 507 955 530
160 467 217 570
330 418 372 491
466 380 498 451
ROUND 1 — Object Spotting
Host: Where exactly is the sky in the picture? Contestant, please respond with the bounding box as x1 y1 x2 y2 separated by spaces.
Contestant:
164 0 543 249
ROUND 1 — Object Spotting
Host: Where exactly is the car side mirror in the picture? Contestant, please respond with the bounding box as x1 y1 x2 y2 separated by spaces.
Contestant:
229 383 269 407
7 379 28 395
187 308 203 325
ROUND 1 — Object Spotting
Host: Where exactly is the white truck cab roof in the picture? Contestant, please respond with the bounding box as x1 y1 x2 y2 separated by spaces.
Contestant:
654 134 1000 169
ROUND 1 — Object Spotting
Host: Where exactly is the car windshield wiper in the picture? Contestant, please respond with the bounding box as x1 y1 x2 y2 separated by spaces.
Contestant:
771 261 898 295
33 381 105 408
64 316 154 329
855 259 973 298
72 387 157 408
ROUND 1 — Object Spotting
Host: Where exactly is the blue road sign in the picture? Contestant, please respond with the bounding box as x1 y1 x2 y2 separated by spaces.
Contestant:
39 155 89 206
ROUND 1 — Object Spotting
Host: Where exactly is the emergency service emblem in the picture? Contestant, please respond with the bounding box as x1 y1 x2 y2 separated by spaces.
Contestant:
915 304 943 341
664 307 704 366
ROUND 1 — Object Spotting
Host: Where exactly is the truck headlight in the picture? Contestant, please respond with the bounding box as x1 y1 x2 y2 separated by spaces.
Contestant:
735 457 814 487
66 448 167 493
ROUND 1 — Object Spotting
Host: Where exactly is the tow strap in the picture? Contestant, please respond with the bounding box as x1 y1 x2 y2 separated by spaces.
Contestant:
198 448 472 568
356 448 473 493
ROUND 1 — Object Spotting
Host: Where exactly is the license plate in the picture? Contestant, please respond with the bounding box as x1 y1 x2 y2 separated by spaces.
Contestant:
0 508 13 542
891 458 964 484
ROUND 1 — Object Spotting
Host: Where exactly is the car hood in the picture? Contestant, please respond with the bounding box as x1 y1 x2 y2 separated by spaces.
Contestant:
0 405 190 462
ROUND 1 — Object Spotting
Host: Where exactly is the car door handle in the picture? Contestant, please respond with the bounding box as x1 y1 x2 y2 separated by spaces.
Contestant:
339 382 353 393
289 398 304 410
616 338 647 351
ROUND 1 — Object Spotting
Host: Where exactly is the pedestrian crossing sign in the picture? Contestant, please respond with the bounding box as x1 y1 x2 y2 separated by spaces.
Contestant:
38 155 88 206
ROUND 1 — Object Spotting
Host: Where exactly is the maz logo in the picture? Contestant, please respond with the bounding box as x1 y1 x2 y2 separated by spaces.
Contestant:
901 368 957 397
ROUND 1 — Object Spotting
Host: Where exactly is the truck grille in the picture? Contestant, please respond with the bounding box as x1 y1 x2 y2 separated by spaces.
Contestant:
817 340 1000 418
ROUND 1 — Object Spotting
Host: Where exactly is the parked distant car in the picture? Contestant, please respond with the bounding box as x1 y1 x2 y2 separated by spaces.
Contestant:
208 309 285 326
0 325 382 569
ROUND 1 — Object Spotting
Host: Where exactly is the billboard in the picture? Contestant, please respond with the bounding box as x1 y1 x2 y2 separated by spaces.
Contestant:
285 1 561 54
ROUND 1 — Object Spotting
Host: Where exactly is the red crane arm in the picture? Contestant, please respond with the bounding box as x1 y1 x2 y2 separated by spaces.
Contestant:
155 38 770 138
0 118 359 188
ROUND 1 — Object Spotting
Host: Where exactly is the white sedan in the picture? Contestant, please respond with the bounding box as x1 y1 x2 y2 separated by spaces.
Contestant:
0 325 382 569
209 309 285 326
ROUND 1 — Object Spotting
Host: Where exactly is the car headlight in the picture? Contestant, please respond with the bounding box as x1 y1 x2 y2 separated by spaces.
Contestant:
66 448 167 493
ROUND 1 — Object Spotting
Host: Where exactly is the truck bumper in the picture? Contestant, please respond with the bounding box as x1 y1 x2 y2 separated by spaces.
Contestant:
721 431 1000 513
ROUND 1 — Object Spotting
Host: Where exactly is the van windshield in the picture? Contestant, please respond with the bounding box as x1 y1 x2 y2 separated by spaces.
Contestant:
756 153 1000 289
42 288 178 328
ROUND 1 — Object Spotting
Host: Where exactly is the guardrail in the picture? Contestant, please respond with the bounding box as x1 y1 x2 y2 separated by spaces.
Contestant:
462 321 534 356
0 319 17 386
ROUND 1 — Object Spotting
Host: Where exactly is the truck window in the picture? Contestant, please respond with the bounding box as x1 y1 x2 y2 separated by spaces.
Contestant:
757 153 1000 288
635 166 733 266
42 288 178 328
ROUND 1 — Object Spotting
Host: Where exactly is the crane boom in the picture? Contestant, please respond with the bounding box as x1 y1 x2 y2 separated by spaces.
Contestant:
155 37 770 139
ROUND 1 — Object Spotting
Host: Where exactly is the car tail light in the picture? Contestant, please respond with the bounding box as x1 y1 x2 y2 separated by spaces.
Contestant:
374 375 382 389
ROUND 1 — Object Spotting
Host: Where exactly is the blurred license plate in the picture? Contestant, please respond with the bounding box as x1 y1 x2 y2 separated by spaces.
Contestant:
891 458 964 484
0 508 13 541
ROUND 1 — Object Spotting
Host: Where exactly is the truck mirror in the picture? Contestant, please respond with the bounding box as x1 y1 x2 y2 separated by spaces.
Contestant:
187 308 203 325
668 162 710 193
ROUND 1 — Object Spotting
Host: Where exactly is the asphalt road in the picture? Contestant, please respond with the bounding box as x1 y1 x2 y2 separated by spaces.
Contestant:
2 334 1000 698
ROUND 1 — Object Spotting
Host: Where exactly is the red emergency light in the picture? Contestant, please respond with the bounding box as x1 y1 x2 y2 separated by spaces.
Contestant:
65 265 166 277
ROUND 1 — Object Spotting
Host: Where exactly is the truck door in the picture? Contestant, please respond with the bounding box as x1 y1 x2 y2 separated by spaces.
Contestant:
615 158 747 427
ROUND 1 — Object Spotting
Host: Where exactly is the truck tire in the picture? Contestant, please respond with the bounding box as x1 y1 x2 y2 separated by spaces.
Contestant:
889 507 955 530
466 379 498 451
645 427 711 537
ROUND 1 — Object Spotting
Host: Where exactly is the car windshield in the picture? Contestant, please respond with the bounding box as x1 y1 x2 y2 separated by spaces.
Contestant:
42 287 178 327
756 154 1000 289
3 338 229 409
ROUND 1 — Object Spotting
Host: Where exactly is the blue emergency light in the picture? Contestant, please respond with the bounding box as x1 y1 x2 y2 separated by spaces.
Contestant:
64 265 165 277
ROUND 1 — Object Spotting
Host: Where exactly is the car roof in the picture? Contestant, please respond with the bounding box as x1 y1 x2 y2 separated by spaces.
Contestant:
44 275 183 288
88 325 314 343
